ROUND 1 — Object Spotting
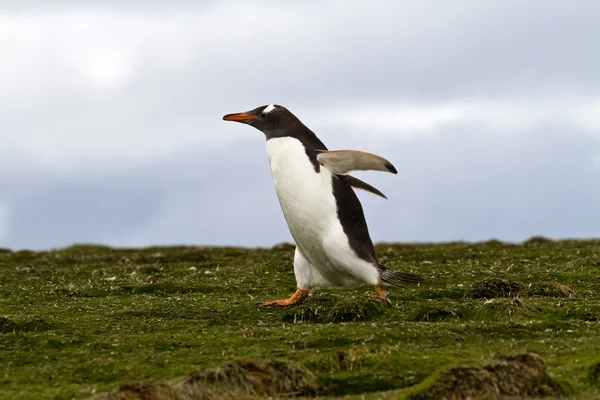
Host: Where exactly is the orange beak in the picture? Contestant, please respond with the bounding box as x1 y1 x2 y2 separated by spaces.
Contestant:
222 112 256 122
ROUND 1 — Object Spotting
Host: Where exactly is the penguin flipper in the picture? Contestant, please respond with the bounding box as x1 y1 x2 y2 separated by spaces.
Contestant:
315 150 397 175
346 176 388 199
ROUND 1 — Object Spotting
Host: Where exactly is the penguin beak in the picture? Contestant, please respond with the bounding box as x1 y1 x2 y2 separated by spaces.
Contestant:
223 112 256 123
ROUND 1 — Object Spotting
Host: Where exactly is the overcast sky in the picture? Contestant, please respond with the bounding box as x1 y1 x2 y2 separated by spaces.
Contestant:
1 0 599 251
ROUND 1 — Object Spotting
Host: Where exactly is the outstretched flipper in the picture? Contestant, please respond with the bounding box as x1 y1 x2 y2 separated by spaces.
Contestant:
346 175 388 199
316 150 397 175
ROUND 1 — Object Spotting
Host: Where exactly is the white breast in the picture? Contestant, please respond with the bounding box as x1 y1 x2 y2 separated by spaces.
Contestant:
266 137 337 261
265 137 379 288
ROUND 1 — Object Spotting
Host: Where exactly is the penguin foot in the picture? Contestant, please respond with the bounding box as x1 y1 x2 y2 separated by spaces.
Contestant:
373 285 389 298
261 288 309 307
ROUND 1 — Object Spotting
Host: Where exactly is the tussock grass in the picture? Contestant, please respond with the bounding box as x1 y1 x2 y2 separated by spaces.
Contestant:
525 281 574 298
409 301 460 322
282 297 387 324
105 383 182 400
404 353 569 400
469 279 522 299
468 297 538 321
101 359 317 399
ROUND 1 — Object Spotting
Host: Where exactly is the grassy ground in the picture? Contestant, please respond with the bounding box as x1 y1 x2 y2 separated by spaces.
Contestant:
1 239 599 399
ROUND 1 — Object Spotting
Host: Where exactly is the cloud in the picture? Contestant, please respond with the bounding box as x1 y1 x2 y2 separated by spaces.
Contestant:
1 1 599 249
2 0 599 175
303 97 600 140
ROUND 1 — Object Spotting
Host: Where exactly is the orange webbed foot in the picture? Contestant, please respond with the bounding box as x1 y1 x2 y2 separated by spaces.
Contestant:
373 285 389 299
261 288 309 307
261 299 296 307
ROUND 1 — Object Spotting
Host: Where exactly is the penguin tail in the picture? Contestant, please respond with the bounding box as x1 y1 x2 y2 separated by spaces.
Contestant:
377 264 424 286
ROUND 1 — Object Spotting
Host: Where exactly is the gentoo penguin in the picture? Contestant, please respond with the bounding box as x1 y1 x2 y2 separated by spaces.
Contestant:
223 104 423 306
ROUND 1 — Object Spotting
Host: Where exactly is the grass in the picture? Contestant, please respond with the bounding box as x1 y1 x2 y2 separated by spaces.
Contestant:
0 239 599 399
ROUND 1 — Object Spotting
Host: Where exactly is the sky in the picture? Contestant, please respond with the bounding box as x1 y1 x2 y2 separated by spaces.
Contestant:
1 0 599 250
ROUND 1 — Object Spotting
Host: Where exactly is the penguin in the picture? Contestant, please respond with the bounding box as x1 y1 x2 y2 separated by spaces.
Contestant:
223 104 423 307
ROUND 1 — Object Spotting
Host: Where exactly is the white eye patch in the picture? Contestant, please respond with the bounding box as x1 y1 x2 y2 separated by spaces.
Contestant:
262 104 276 114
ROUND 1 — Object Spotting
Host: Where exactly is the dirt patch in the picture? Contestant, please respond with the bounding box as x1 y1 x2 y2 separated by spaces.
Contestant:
524 282 573 298
407 353 566 400
101 359 317 400
469 279 522 299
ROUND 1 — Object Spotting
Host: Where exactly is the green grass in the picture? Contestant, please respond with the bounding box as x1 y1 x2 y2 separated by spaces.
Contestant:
1 239 600 399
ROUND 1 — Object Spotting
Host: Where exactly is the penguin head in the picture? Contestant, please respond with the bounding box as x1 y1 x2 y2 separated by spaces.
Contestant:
223 104 302 136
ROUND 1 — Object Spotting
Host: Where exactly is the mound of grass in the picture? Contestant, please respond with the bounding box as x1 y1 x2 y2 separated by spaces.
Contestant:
405 353 568 399
467 297 538 322
469 279 522 299
525 281 574 298
101 359 317 400
105 382 182 400
282 297 387 323
271 242 296 251
524 236 555 245
409 301 459 322
185 360 317 398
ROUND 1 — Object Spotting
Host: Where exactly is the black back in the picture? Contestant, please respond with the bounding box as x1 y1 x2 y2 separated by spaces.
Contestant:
331 174 378 264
